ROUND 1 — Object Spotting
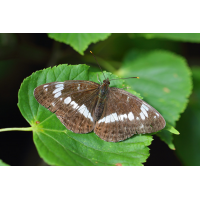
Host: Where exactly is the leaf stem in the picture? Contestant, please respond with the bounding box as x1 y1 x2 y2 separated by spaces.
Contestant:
0 127 33 132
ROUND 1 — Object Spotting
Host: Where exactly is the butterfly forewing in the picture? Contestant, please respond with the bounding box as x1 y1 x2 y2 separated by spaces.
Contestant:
94 87 166 142
34 80 100 133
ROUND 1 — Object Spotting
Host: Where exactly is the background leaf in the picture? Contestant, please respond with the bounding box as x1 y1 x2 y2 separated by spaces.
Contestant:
1 33 196 166
116 50 192 149
138 33 200 43
18 64 153 166
48 33 111 55
157 123 180 150
0 159 9 166
174 68 200 165
0 60 15 79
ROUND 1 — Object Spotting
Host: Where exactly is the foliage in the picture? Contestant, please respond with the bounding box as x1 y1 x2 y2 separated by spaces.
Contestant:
0 33 198 165
174 68 200 165
0 159 9 166
48 33 111 55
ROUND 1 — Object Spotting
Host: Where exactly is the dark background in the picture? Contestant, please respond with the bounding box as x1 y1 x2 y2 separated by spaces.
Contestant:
0 33 198 166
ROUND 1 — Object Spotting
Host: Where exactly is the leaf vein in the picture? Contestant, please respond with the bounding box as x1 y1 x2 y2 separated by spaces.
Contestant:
39 131 97 166
36 131 83 166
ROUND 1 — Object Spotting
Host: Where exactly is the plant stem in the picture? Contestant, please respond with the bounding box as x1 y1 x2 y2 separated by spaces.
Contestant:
0 127 33 132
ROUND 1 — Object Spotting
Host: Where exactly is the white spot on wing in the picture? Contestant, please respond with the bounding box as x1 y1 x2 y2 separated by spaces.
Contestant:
140 124 144 129
53 85 64 94
127 96 130 102
140 112 145 120
71 101 78 109
112 113 118 122
105 115 111 123
128 112 134 121
64 97 71 104
79 105 93 122
98 113 119 124
43 85 48 88
52 102 55 106
110 115 116 123
54 91 61 98
77 84 80 90
141 105 148 118
142 104 149 111
119 114 127 121
78 104 86 112
45 88 48 92
98 117 106 123
55 83 64 88
156 113 159 117
154 116 156 119
136 117 139 120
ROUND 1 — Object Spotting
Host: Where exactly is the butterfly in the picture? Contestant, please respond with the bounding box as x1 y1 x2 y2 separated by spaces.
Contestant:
34 72 166 142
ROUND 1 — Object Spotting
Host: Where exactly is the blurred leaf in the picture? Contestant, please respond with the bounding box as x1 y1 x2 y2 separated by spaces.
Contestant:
0 60 15 79
139 33 200 43
148 122 179 150
0 159 9 166
174 67 200 165
157 123 179 150
157 130 176 150
0 34 18 58
117 50 192 149
48 33 111 55
128 34 182 54
18 64 153 166
0 33 17 46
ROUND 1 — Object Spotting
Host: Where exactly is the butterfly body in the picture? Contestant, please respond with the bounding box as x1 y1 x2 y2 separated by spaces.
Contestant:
34 77 166 142
95 79 110 122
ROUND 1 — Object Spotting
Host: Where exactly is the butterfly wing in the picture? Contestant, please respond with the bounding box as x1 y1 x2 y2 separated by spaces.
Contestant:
94 87 166 142
34 80 99 133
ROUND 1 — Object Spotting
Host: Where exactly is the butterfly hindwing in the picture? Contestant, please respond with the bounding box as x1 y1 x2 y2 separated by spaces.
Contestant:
34 80 99 133
94 87 166 142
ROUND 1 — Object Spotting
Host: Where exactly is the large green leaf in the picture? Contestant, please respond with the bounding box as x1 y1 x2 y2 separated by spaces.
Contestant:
117 50 192 149
18 64 153 166
139 33 200 43
48 33 111 55
174 68 200 165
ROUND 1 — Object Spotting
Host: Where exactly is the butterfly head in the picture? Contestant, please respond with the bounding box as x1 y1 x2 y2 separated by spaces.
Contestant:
103 78 110 85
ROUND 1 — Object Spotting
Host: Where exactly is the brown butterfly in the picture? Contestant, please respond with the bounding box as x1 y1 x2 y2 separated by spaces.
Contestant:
34 73 166 142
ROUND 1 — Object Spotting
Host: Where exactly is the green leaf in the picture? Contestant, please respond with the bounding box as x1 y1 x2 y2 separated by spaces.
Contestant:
18 64 153 166
164 123 180 135
48 33 111 55
174 68 200 165
157 123 180 150
117 50 192 149
0 159 9 166
140 33 200 43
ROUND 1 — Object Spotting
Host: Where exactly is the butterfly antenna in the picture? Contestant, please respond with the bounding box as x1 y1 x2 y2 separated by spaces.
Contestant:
90 51 106 80
110 77 139 81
